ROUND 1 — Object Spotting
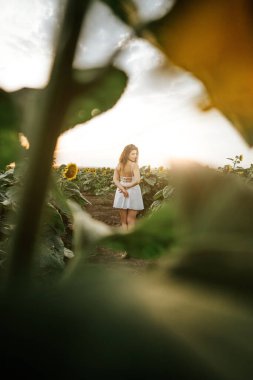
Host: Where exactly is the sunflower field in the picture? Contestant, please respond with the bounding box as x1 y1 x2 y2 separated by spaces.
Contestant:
1 154 251 282
1 1 253 379
0 161 172 280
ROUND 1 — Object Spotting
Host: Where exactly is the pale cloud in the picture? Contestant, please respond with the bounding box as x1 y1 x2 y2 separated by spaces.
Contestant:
74 1 131 69
133 0 175 22
1 0 253 168
0 0 62 90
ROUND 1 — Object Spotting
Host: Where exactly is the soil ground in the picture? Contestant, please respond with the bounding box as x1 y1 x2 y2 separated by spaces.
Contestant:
84 192 152 275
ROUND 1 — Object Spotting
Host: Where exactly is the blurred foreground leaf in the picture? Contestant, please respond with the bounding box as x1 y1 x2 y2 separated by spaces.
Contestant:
66 200 112 267
0 90 22 168
0 130 20 169
5 65 128 147
103 161 253 294
148 0 253 145
1 258 253 379
103 204 177 259
62 66 128 130
2 164 253 378
161 162 253 292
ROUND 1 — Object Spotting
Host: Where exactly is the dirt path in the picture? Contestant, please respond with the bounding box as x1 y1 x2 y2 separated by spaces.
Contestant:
85 193 121 227
84 193 152 274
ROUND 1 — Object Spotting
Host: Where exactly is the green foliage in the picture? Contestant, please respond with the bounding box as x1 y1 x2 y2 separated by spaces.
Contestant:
0 90 20 129
0 164 87 280
218 154 253 184
103 201 177 259
0 91 22 168
76 167 115 195
150 184 175 213
63 66 128 131
53 165 91 207
148 0 253 145
1 262 253 379
0 168 20 241
1 1 253 377
0 3 127 279
140 165 172 210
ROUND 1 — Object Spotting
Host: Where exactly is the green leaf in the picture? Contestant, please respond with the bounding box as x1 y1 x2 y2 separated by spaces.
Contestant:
103 203 177 259
0 199 11 207
144 175 157 186
67 200 112 259
43 203 65 235
0 90 21 130
0 88 40 168
64 247 74 259
5 186 20 209
62 66 128 131
153 189 163 200
140 182 151 195
163 185 174 199
0 168 14 181
35 237 65 281
150 199 163 212
10 87 42 143
67 188 91 206
148 0 253 145
0 130 20 170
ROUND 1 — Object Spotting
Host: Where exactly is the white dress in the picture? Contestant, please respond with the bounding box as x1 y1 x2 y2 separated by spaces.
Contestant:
113 174 144 211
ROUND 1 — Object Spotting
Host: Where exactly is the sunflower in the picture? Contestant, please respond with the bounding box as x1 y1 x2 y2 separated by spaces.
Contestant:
62 163 78 180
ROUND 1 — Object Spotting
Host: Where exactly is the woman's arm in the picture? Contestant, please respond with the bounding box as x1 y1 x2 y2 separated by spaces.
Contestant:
113 165 129 196
124 163 141 189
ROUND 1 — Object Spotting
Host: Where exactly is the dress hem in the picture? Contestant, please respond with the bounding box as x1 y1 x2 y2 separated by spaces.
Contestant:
113 207 144 211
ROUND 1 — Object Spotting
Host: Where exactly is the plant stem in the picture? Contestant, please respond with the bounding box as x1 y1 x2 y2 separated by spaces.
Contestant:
7 0 90 286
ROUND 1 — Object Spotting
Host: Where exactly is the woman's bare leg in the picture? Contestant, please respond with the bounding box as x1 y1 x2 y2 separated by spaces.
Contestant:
126 209 138 229
119 210 128 230
118 209 128 258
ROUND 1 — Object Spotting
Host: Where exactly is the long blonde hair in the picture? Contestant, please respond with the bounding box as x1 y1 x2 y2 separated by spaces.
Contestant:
119 144 139 168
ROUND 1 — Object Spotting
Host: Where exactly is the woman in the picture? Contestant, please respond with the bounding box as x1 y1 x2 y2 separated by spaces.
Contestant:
113 144 144 230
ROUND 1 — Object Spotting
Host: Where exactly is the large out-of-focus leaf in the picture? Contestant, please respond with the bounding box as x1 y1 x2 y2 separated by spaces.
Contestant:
34 236 65 281
0 130 20 169
0 90 22 169
1 254 253 379
148 0 253 145
2 66 127 148
103 203 177 259
10 87 42 144
105 159 253 277
0 87 43 166
62 66 128 131
0 90 20 130
67 200 112 263
159 162 253 293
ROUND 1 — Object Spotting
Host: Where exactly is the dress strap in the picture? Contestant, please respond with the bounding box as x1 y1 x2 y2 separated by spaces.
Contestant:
120 175 132 182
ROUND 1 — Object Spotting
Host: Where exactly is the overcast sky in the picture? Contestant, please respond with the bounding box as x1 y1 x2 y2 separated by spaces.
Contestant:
1 0 253 168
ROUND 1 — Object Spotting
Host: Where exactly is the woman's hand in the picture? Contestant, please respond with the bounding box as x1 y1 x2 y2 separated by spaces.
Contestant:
119 188 129 197
123 189 129 198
